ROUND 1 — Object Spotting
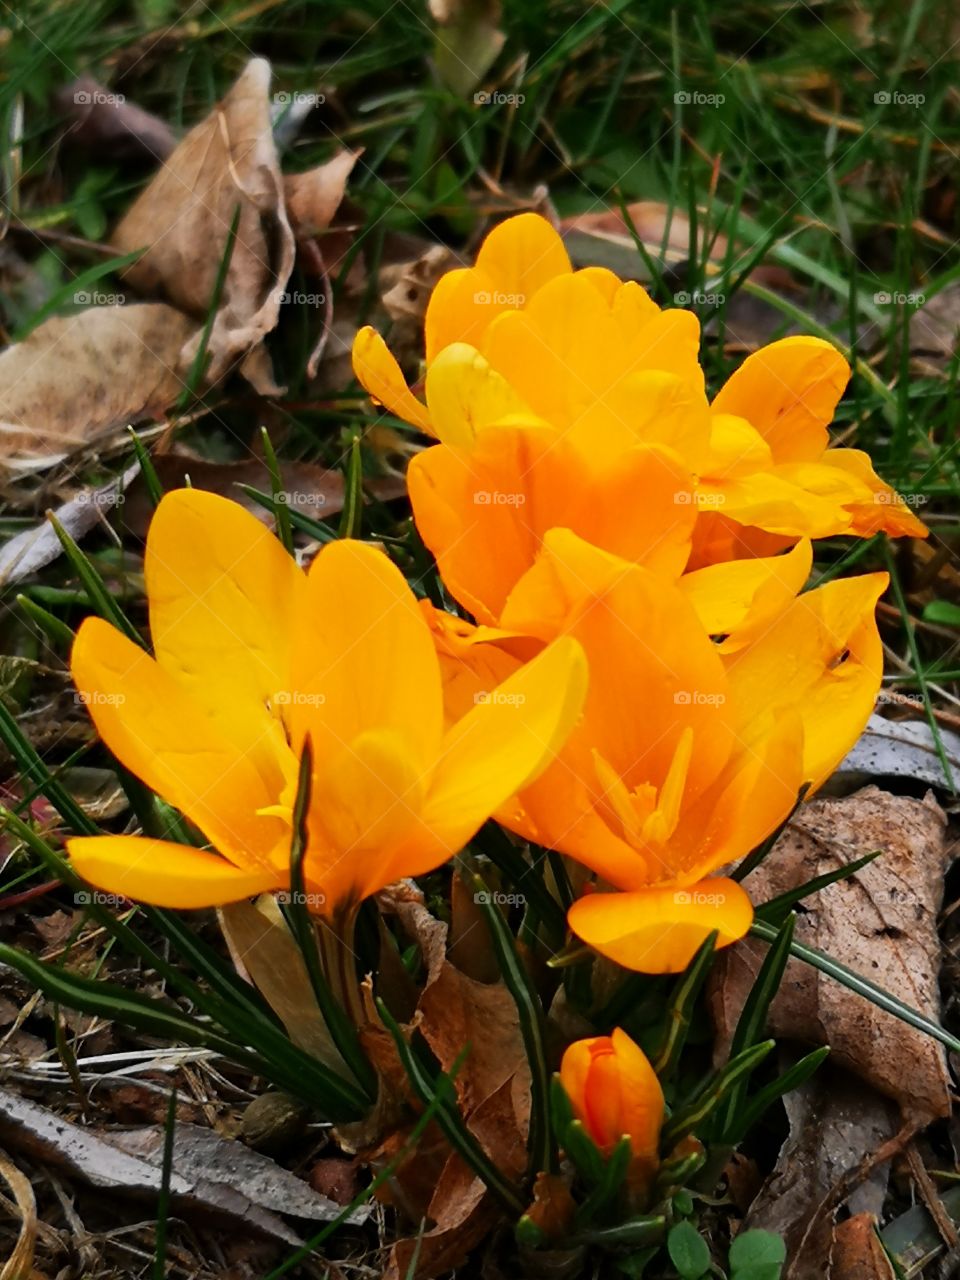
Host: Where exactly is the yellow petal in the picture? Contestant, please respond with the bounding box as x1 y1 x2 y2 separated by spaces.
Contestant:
71 618 287 868
146 489 305 784
424 214 572 360
818 448 929 538
567 877 754 974
700 469 853 538
711 336 849 463
725 573 887 791
424 342 537 449
68 836 282 908
289 540 444 772
352 326 432 433
700 413 774 479
419 635 587 855
679 538 813 647
472 212 572 304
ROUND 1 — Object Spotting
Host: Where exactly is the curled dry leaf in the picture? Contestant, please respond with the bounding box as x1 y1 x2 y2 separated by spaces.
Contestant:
0 305 195 471
284 150 361 241
111 57 295 393
56 76 177 163
711 786 951 1124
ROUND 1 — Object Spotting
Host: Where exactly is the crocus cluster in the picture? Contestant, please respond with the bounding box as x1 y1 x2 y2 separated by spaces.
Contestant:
69 212 923 984
352 212 925 973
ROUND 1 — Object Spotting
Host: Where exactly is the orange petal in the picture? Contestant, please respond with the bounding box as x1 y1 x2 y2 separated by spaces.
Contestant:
679 538 813 648
68 836 282 908
711 336 849 463
567 877 754 974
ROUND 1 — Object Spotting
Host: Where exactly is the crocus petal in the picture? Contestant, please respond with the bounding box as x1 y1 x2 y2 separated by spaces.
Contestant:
424 213 572 360
725 573 887 791
611 1028 665 1159
289 540 444 772
679 538 813 647
711 336 849 463
817 448 929 538
68 836 281 908
352 326 433 433
71 618 287 868
418 635 587 857
701 469 853 538
568 877 754 974
700 413 774 480
146 489 305 785
424 343 538 449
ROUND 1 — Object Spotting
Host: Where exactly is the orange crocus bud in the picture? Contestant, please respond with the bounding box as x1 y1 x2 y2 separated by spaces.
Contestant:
559 1028 664 1169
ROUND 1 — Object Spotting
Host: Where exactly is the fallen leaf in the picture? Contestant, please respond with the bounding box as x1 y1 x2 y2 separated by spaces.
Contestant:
744 1065 898 1280
386 1150 496 1280
832 1214 897 1279
711 786 951 1124
430 0 506 97
308 1156 360 1206
909 283 960 357
219 896 347 1076
284 150 361 241
111 58 295 393
0 1087 366 1245
0 462 139 586
831 713 960 796
56 76 177 163
0 307 194 471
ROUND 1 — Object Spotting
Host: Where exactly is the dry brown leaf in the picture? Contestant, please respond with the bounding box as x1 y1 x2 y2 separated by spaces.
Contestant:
111 57 295 392
284 150 362 241
711 787 951 1123
0 305 195 470
122 452 350 538
832 1214 897 1279
386 1150 497 1280
56 76 177 163
218 896 347 1076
